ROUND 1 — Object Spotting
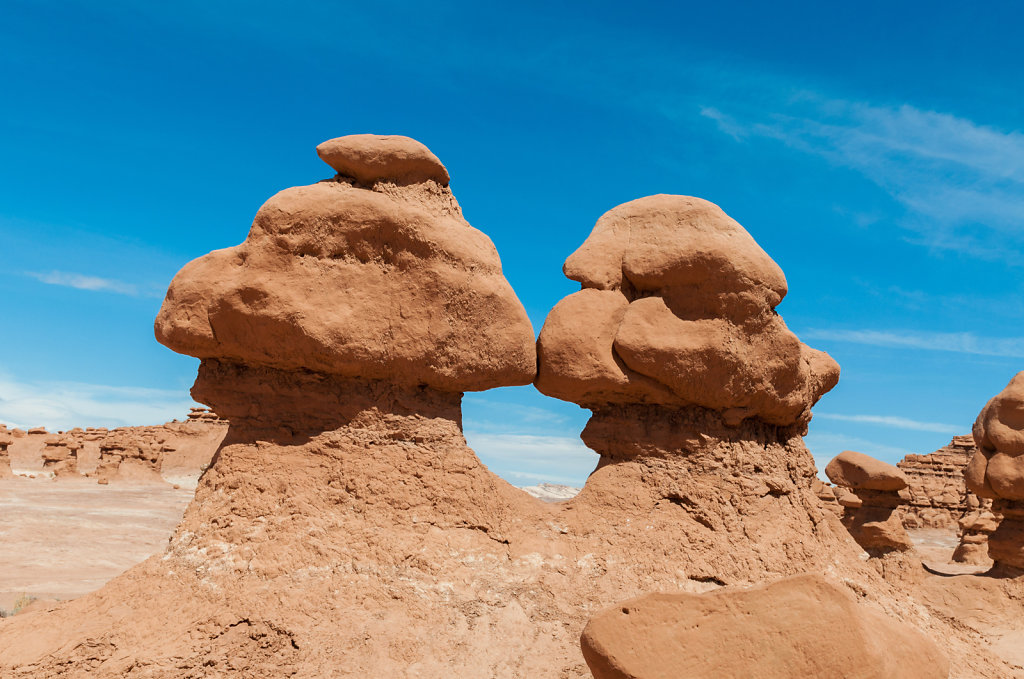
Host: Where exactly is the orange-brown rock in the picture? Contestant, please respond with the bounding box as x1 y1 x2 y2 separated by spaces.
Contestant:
154 134 535 393
2 151 1017 678
0 427 12 478
965 373 1024 570
826 451 914 555
953 509 998 565
826 450 909 492
536 196 838 427
898 435 980 529
41 435 79 477
581 574 949 679
316 134 450 186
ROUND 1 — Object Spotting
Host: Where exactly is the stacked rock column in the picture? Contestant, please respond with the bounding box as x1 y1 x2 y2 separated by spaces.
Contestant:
964 372 1024 572
825 450 914 556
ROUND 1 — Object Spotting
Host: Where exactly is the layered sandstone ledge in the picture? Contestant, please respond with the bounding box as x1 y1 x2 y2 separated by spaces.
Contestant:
0 414 225 486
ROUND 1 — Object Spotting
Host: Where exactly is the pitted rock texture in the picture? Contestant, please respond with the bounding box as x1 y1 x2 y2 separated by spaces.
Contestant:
898 435 980 529
581 574 949 679
154 135 535 393
535 195 838 427
826 451 914 556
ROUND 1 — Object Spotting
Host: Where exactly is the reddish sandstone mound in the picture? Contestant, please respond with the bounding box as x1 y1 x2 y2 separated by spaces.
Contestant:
0 160 1012 676
966 372 1024 572
154 133 534 393
0 427 12 478
536 195 838 428
826 450 915 557
536 195 853 580
581 574 949 679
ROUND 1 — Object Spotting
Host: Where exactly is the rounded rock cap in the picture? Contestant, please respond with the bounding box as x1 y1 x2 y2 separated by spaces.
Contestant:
316 134 450 186
825 450 908 491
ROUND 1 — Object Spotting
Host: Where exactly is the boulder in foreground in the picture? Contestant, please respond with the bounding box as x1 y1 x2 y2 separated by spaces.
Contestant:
581 573 949 679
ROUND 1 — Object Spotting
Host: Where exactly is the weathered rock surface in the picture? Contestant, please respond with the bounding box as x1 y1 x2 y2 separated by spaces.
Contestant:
899 435 981 530
953 509 998 566
536 195 838 428
581 574 949 679
826 451 915 555
154 133 536 393
0 427 13 479
826 450 909 492
965 373 1024 571
1 419 225 486
316 134 450 186
0 153 1018 677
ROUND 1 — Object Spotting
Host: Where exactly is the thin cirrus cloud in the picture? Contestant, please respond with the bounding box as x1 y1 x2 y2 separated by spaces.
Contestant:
25 270 162 298
0 374 196 431
802 328 1024 359
814 413 960 435
701 97 1024 257
463 431 596 487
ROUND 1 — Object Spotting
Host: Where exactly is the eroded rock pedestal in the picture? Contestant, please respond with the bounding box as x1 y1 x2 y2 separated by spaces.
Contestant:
965 372 1024 573
0 147 1013 677
953 508 999 565
826 450 915 557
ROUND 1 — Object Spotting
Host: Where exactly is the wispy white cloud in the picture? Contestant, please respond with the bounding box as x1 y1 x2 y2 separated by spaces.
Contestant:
702 98 1024 257
25 270 160 297
802 328 1024 358
464 431 596 487
815 413 960 434
0 374 196 431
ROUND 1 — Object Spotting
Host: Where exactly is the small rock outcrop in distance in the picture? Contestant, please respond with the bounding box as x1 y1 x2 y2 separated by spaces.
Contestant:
186 406 226 424
41 435 80 476
580 574 949 679
0 426 12 478
965 372 1024 572
953 508 998 566
898 435 981 529
826 450 915 556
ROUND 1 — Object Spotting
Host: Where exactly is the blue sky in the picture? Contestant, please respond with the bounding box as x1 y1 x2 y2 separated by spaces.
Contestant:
2 1 1023 485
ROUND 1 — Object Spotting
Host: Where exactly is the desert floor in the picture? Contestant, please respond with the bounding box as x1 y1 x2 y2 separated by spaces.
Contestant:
0 478 194 610
1 476 989 614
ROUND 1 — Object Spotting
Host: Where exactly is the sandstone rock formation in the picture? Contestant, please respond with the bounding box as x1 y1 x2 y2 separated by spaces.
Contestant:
154 134 535 393
536 195 839 433
581 573 949 679
965 372 1024 571
899 435 981 529
0 426 12 478
953 508 998 566
41 435 80 477
826 450 915 556
0 146 1016 677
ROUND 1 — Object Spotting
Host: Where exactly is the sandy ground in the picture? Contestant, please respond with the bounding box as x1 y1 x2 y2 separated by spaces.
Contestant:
0 478 194 611
0 477 989 615
907 526 990 575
